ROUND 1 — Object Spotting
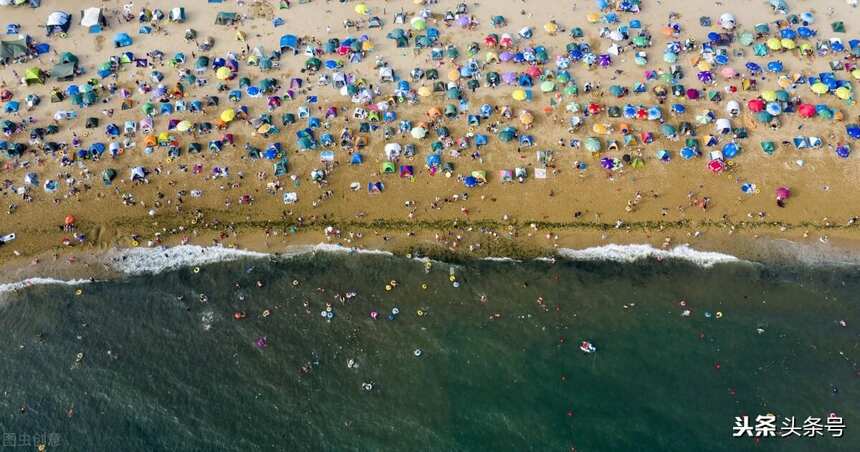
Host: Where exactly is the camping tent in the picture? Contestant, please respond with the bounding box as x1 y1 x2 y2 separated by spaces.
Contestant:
23 67 45 85
0 37 31 60
50 62 75 80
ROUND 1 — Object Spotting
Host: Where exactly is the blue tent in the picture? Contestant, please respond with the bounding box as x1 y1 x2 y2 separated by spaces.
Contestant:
351 153 364 164
475 134 489 147
847 124 860 139
280 34 298 52
114 32 133 48
463 176 478 187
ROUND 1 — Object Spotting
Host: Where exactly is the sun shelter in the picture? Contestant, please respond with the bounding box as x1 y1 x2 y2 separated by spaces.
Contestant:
280 34 299 53
215 12 239 25
46 11 71 36
80 7 106 33
113 32 132 48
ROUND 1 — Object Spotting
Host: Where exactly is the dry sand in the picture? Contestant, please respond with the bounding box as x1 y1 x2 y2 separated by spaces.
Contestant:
2 0 860 282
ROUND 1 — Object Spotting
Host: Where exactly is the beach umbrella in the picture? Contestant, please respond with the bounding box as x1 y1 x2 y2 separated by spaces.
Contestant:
745 62 761 73
776 187 791 201
835 86 852 100
781 38 796 50
456 16 470 27
220 108 236 122
765 102 782 115
847 124 860 139
755 111 773 123
656 149 671 161
417 86 432 97
766 61 784 73
176 120 192 132
411 17 427 31
811 82 829 95
463 176 477 187
836 144 850 158
797 103 816 118
519 110 534 125
708 159 725 173
647 106 662 120
697 71 714 83
585 137 601 152
216 67 232 80
540 80 555 92
354 3 369 15
410 126 427 139
766 38 782 51
719 13 736 30
511 89 527 101
500 51 514 62
680 147 698 160
543 21 558 34
761 90 777 102
723 142 740 158
686 88 700 100
447 69 460 81
660 124 677 137
816 105 834 119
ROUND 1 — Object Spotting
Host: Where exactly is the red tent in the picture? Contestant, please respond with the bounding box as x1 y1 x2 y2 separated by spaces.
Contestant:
526 66 542 77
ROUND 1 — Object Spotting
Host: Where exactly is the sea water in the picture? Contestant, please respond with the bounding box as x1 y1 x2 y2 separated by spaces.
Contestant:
0 249 857 451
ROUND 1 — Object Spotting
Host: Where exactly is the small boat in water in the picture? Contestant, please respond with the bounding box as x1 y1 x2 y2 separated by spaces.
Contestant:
579 341 597 353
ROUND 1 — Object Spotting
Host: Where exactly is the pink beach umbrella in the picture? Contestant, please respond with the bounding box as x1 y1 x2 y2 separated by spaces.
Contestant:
720 67 738 78
776 186 791 200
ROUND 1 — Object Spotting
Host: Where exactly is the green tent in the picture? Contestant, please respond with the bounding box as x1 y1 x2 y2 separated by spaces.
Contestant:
51 62 76 81
0 37 30 60
832 21 845 33
23 67 45 85
215 12 239 25
381 162 396 173
305 57 321 71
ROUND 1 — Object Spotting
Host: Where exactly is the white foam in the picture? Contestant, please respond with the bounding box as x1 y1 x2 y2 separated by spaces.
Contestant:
299 243 394 256
556 244 741 268
108 245 270 275
0 277 93 295
481 256 522 263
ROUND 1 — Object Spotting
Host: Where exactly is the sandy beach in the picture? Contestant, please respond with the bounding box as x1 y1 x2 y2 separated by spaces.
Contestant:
2 0 860 283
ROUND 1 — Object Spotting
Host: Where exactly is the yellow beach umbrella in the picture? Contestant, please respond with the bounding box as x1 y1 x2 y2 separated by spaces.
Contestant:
776 76 792 89
354 3 368 15
410 17 427 31
417 86 432 97
543 21 559 35
220 108 236 122
835 86 852 100
761 90 777 102
766 37 782 51
852 69 860 80
780 38 796 50
592 123 608 134
362 41 374 51
176 120 192 132
447 69 460 81
158 132 169 142
216 66 232 80
811 82 828 95
696 60 712 71
586 13 601 23
512 89 526 101
257 123 272 134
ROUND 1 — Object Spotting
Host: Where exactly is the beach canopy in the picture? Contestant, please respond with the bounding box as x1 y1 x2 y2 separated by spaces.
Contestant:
0 37 31 60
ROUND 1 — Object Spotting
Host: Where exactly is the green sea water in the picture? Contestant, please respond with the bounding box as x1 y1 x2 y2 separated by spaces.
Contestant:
0 253 857 451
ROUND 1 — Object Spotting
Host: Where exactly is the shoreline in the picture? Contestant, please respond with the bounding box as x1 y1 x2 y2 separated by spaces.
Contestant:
4 223 860 292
